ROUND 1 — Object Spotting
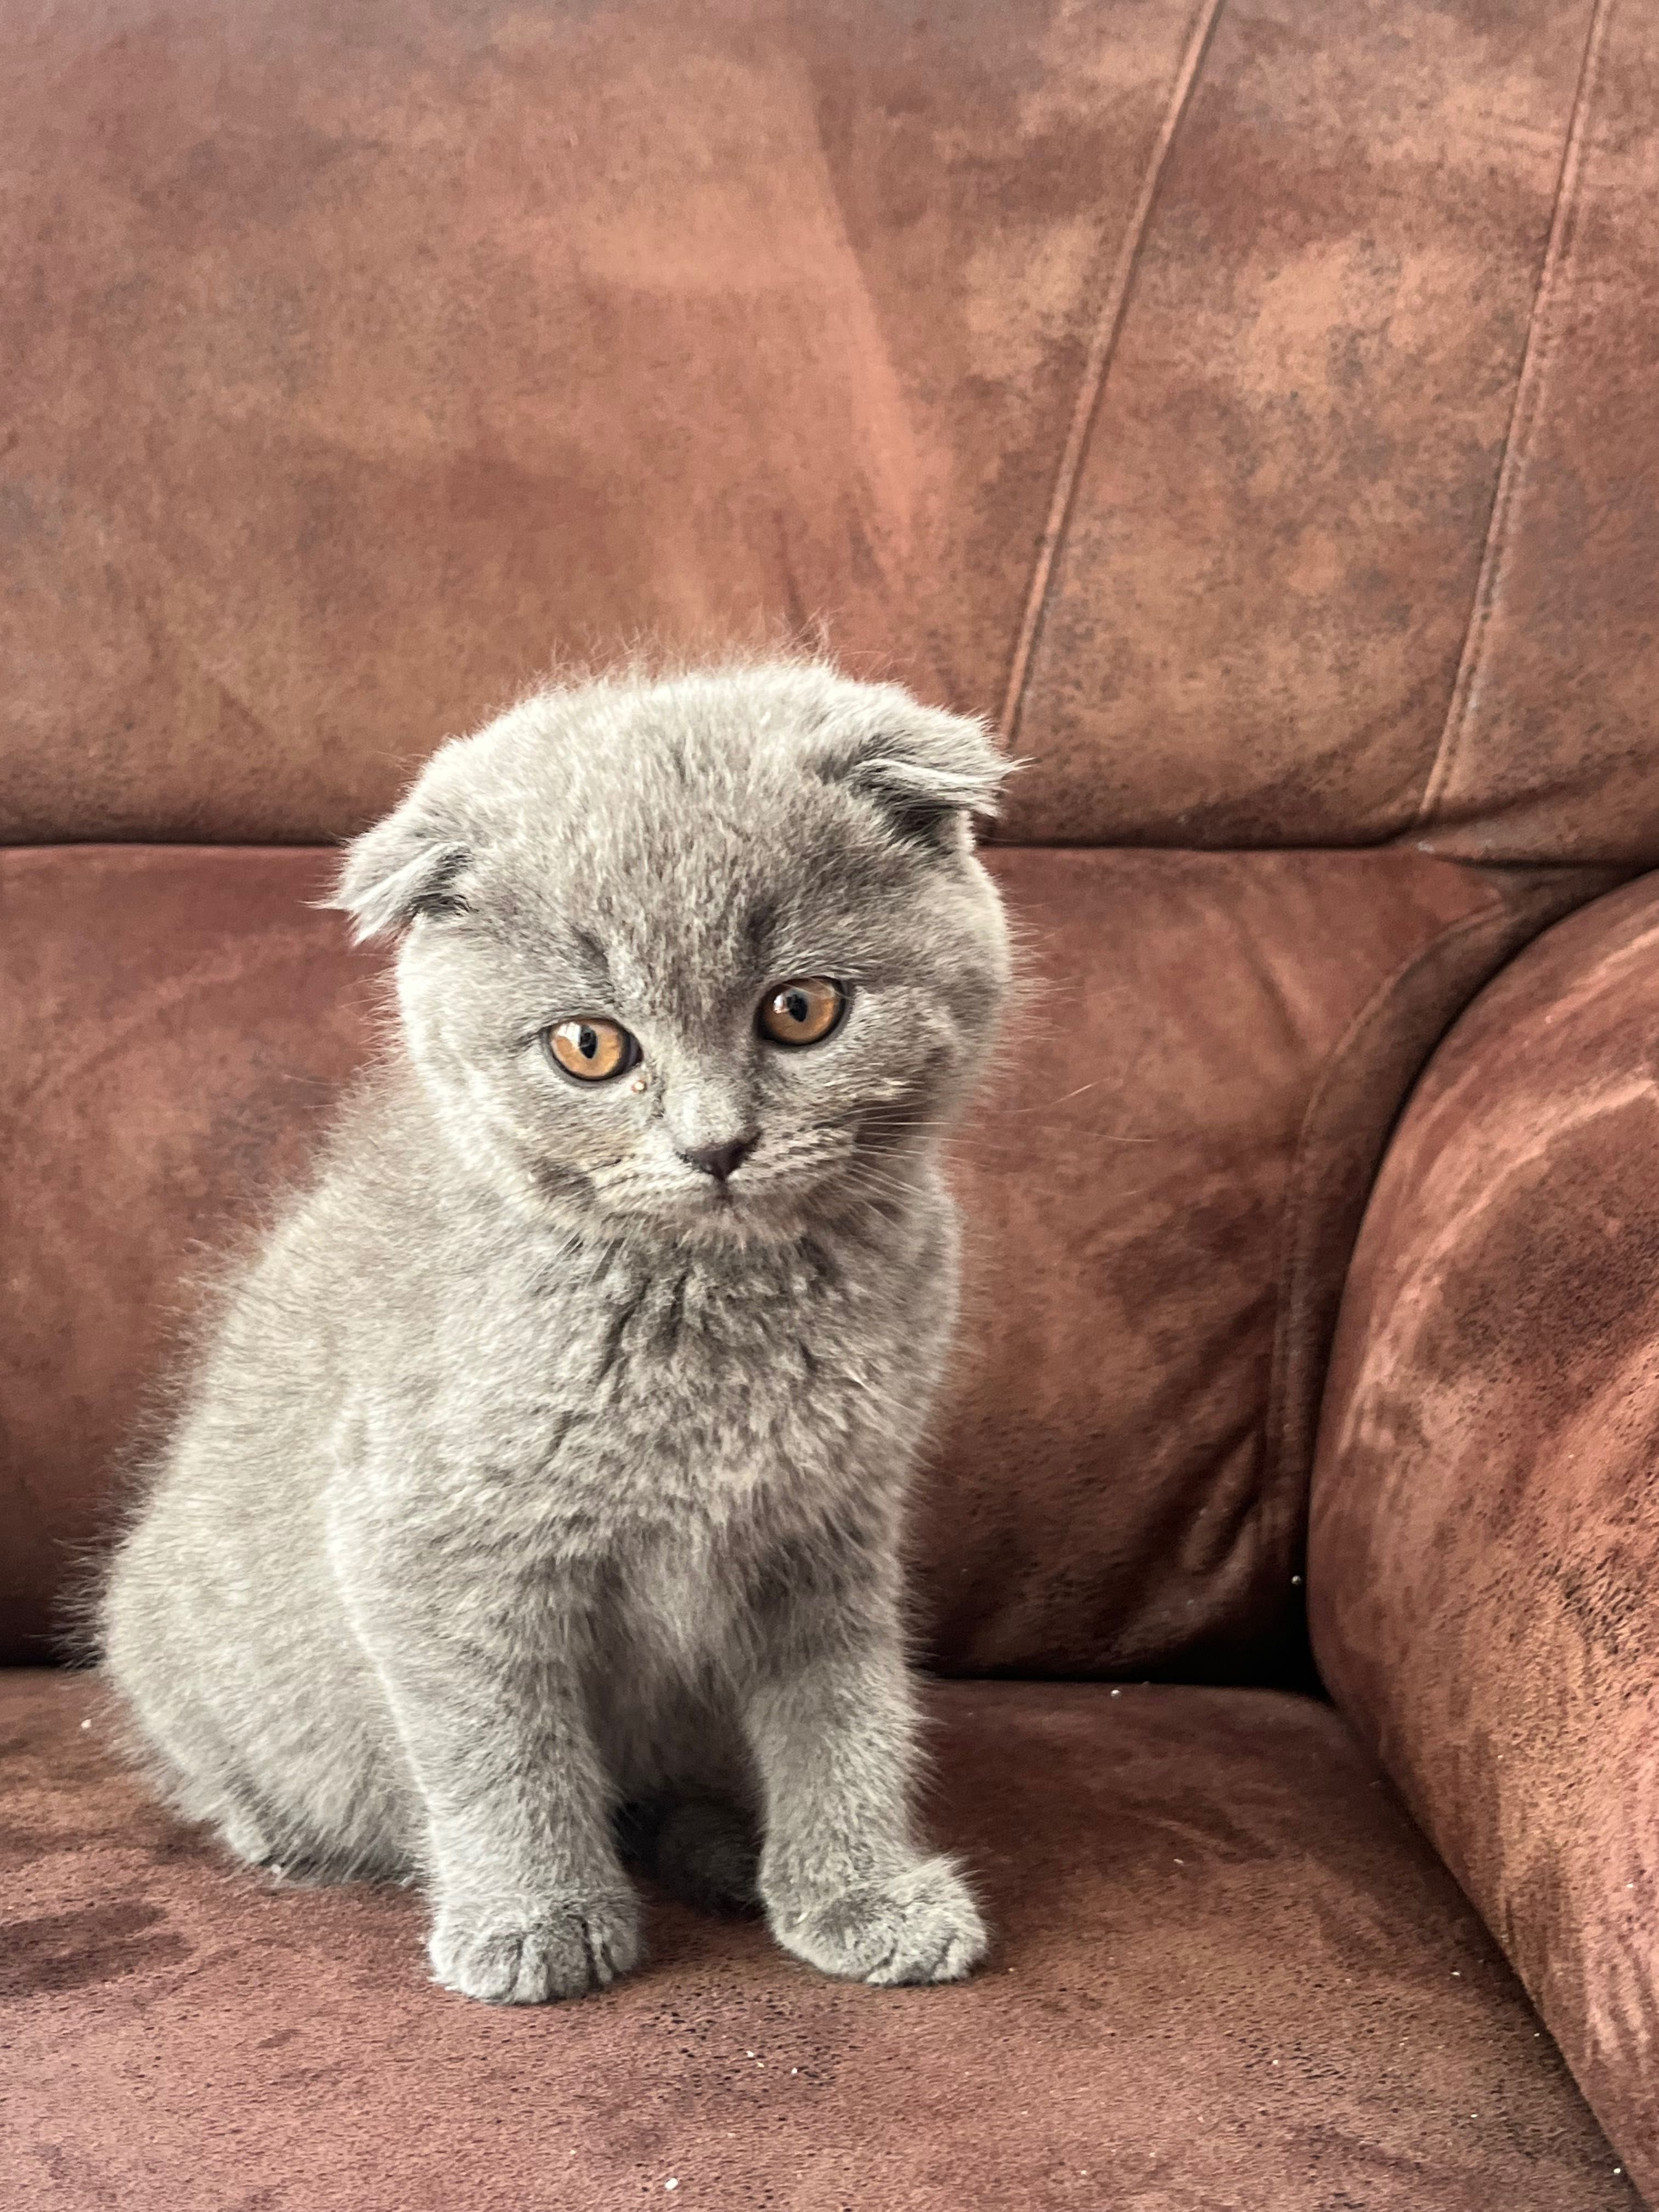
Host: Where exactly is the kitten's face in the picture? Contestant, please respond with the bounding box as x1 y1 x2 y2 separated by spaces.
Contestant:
336 664 1012 1246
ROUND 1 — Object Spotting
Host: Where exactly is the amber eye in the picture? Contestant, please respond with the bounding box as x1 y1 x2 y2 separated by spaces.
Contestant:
758 977 847 1048
544 1017 639 1083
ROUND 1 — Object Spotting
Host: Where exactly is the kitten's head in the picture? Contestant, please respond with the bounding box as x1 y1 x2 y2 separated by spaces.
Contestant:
331 662 1013 1246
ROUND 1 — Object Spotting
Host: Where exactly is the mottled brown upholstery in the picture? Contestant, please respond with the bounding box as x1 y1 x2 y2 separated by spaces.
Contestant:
3 0 1655 2203
1 1671 1633 2212
1311 877 1659 2205
4 0 1657 861
1008 0 1650 855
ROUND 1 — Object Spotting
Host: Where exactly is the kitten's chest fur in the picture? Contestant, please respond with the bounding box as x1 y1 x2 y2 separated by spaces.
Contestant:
414 1201 954 1565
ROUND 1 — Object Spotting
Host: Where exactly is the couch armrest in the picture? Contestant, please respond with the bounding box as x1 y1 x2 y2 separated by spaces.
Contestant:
1309 872 1659 2199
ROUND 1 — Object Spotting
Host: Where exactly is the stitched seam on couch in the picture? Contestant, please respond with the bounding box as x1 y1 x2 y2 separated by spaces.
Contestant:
998 0 1225 751
1412 0 1613 832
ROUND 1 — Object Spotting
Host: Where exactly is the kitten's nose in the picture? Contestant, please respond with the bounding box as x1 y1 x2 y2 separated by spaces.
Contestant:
679 1134 757 1183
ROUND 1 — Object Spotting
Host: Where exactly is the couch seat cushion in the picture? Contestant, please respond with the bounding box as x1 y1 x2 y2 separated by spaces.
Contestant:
0 1672 1627 2211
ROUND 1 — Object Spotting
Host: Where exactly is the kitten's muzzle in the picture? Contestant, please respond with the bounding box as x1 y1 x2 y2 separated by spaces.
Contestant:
678 1134 758 1183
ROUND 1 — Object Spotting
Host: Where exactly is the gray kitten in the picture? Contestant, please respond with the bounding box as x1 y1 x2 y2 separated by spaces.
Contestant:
99 659 1012 2005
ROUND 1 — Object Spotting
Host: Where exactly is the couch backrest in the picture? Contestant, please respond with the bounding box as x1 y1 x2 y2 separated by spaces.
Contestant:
3 0 1651 1672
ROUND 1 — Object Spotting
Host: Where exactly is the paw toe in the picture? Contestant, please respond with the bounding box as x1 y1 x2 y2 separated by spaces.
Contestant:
773 1857 988 1987
431 1892 641 2005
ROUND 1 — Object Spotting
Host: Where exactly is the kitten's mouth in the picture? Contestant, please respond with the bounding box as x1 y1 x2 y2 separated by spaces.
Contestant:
670 1168 804 1239
578 1139 851 1240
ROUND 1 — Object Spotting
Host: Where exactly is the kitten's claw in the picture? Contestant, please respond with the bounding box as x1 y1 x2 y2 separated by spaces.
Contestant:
429 1888 642 2004
768 1855 988 1986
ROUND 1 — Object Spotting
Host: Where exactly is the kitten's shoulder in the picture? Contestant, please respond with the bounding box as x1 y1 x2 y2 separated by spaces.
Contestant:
252 1055 460 1286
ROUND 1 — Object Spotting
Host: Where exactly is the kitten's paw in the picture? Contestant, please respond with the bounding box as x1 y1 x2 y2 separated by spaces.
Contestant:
768 1855 988 1986
655 1797 760 1916
429 1888 642 2005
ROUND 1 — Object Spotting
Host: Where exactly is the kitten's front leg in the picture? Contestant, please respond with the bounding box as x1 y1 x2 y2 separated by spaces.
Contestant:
336 1517 639 2005
742 1591 987 1987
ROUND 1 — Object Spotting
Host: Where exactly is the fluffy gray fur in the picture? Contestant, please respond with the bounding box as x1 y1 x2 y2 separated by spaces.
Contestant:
99 659 1012 2005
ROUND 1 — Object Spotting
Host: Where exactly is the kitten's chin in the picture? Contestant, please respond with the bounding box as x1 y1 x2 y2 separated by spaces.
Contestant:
560 1171 834 1252
631 1182 815 1250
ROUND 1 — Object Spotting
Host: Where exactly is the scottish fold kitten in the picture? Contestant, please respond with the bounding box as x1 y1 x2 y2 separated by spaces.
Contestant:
99 661 1012 2004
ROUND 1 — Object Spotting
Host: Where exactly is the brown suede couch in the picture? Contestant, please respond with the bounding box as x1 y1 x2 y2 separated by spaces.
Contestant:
3 3 1656 2206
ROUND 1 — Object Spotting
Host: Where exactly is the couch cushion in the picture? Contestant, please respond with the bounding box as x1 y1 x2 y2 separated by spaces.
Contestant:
0 1671 1626 2211
0 842 1603 1677
5 1 1654 861
2 0 1207 845
1003 0 1636 857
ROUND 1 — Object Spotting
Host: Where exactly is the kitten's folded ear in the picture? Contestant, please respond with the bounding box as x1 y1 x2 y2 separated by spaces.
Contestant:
325 792 471 945
817 698 1016 855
